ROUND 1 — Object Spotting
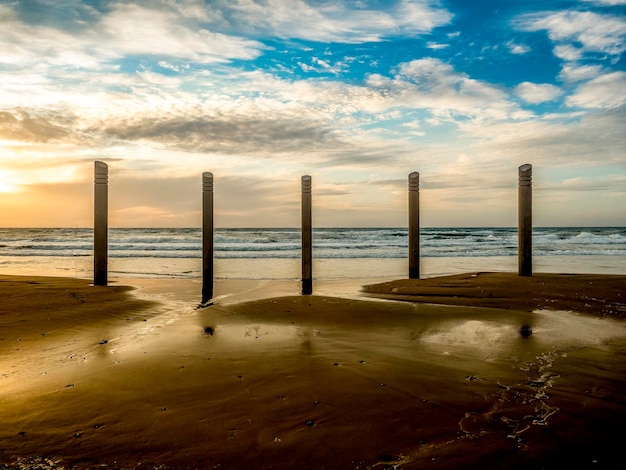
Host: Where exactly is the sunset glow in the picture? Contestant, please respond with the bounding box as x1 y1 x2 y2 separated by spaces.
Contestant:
0 169 19 194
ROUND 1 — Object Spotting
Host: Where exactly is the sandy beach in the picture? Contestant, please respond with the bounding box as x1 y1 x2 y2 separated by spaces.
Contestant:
1 273 625 469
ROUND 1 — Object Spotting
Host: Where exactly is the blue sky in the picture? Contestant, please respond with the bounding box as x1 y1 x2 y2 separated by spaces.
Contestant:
0 0 625 227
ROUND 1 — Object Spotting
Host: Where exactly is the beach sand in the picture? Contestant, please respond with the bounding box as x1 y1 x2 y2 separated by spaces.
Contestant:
0 273 625 469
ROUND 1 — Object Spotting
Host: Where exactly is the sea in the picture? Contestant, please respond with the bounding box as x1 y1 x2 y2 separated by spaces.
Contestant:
0 227 624 280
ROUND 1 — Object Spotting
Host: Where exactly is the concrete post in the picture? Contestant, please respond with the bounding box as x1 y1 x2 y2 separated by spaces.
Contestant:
518 164 532 277
408 172 420 279
301 175 312 295
93 161 108 286
202 172 214 304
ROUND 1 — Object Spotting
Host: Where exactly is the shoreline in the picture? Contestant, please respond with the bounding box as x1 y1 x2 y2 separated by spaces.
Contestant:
1 254 626 283
1 273 625 469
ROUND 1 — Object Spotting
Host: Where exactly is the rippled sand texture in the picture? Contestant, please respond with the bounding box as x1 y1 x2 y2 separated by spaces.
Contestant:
0 274 625 469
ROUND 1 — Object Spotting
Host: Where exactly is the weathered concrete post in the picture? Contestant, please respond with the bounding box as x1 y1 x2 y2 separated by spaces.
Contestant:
202 172 214 304
408 172 420 279
518 164 532 277
301 175 313 295
93 161 108 286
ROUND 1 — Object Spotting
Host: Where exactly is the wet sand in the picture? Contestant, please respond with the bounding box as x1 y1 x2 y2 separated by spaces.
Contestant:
0 273 625 469
363 272 626 317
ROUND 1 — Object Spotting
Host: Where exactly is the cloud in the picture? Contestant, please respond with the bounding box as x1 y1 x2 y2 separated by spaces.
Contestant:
297 56 349 74
547 175 626 194
553 44 583 61
514 82 563 104
0 4 101 68
426 42 449 50
0 80 416 179
95 3 263 63
505 40 531 55
0 2 264 73
97 112 339 157
364 58 520 120
558 64 604 82
581 0 626 5
515 10 626 59
566 71 626 108
0 52 527 182
215 0 453 43
458 105 626 168
0 109 74 142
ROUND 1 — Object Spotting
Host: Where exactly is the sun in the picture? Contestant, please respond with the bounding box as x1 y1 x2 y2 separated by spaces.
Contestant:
0 169 20 193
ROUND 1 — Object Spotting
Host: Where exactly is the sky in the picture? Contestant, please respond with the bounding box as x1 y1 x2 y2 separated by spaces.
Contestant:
0 0 625 228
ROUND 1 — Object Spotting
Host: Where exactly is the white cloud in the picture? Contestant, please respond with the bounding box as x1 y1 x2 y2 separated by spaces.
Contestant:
0 0 453 75
558 64 603 82
364 58 520 120
158 61 191 73
217 58 524 125
457 105 626 169
553 44 583 61
566 71 626 108
581 0 626 5
297 56 348 75
426 42 449 50
397 58 459 87
219 0 452 43
516 10 626 59
514 82 563 104
298 62 317 72
0 5 101 68
95 3 263 63
0 2 265 75
505 40 531 55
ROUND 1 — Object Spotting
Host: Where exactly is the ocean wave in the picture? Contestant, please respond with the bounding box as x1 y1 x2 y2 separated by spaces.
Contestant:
1 227 624 260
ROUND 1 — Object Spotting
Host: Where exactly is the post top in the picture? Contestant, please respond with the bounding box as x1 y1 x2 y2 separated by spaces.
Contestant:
95 161 108 172
519 163 532 173
409 171 419 179
301 175 312 193
202 172 214 191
